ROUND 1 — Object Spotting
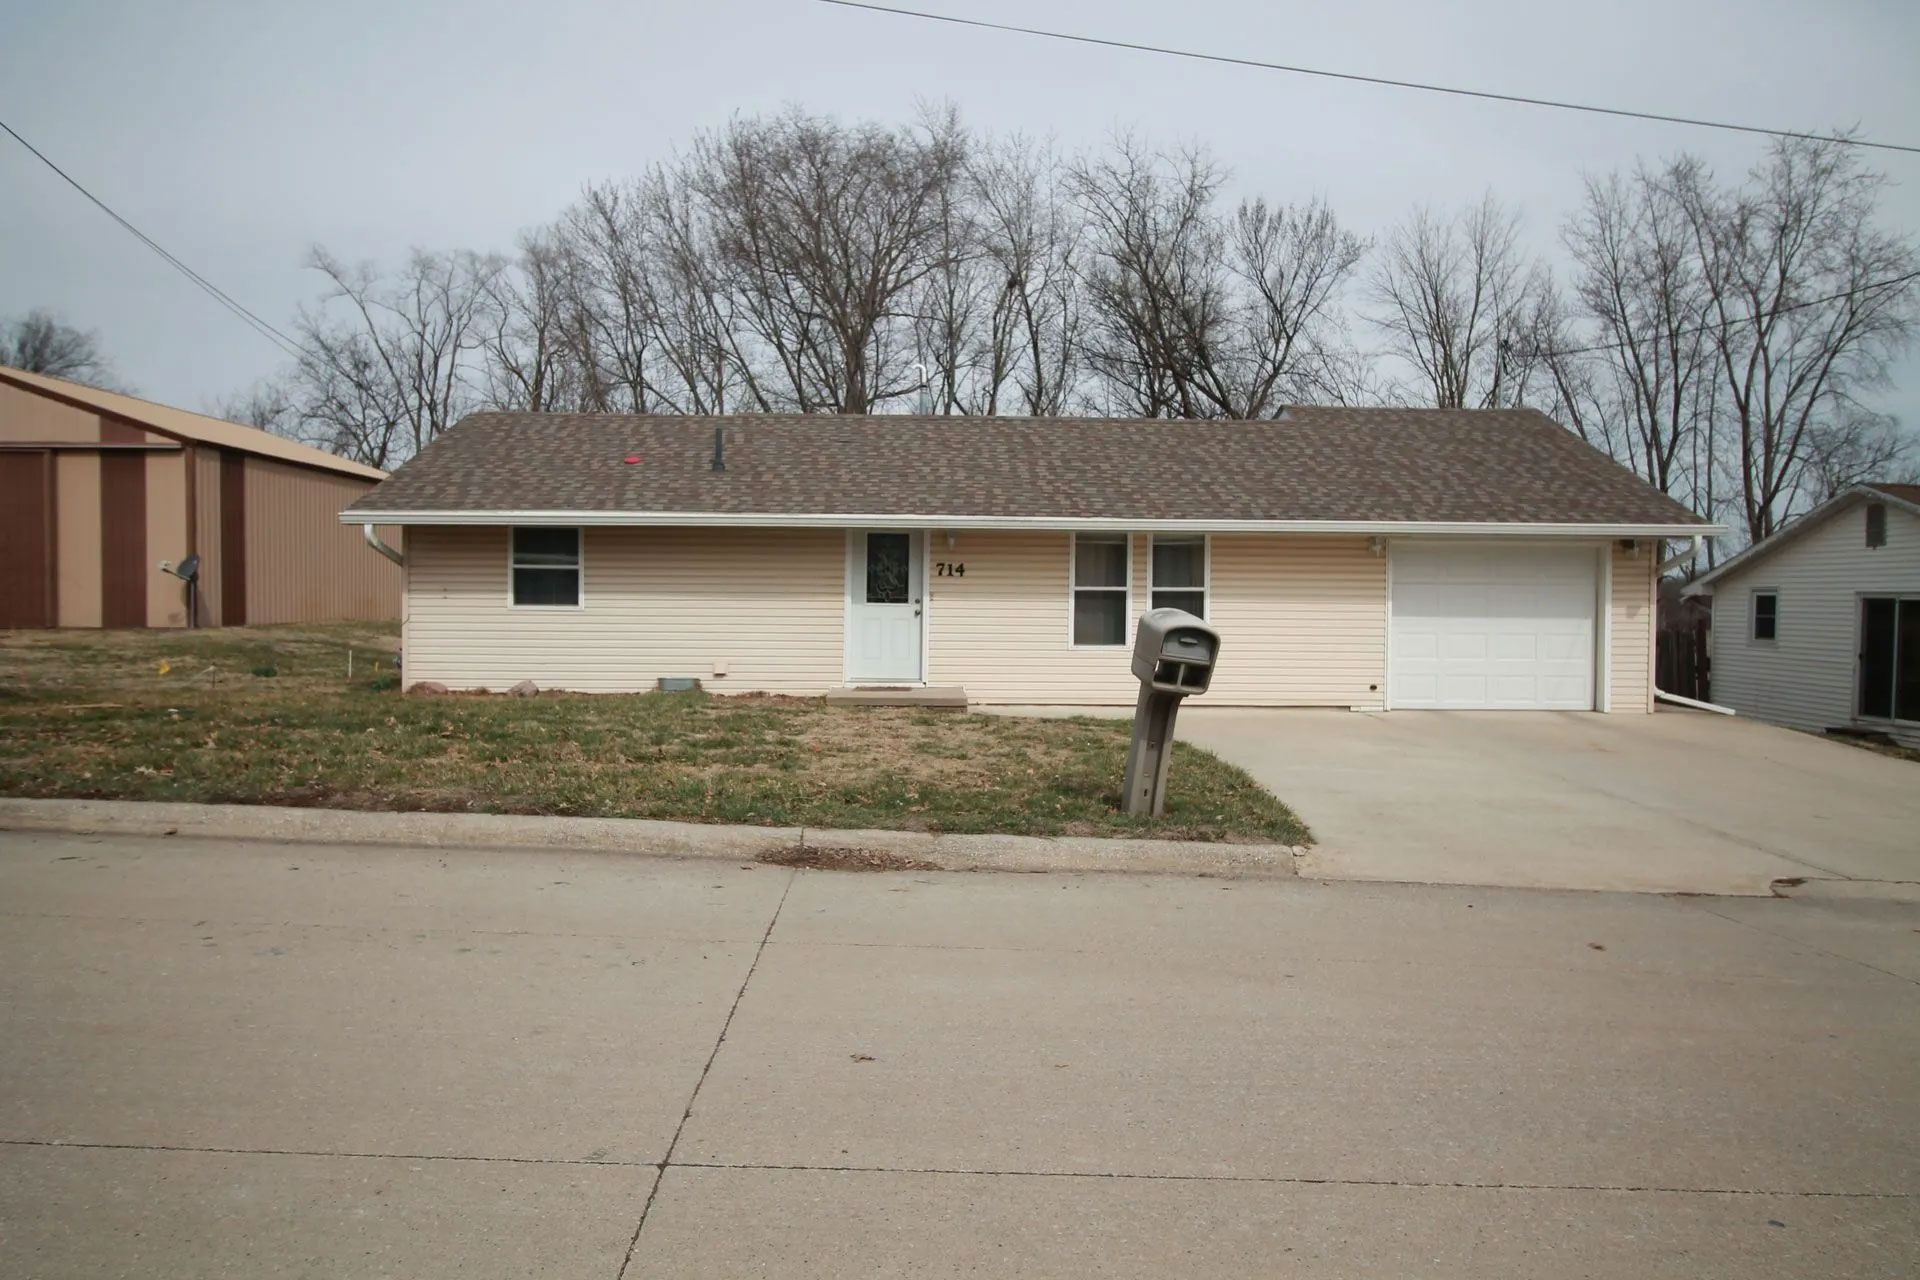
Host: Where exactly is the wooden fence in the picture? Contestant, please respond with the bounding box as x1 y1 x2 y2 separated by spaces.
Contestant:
1655 621 1711 702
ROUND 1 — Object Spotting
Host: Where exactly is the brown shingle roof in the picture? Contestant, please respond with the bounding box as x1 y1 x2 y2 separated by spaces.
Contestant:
1867 482 1920 506
343 408 1709 528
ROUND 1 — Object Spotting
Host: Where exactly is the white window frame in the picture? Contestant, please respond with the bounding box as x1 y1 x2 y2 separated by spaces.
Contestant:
1149 534 1210 618
508 526 585 610
1068 532 1132 649
1749 587 1778 644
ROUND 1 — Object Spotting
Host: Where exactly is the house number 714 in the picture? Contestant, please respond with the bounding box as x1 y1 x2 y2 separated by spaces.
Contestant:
934 561 966 577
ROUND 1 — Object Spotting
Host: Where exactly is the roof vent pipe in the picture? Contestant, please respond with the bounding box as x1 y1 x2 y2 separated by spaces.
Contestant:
712 426 726 472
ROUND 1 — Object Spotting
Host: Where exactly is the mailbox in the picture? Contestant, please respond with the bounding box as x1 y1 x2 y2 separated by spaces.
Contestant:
1122 608 1221 817
1131 609 1220 694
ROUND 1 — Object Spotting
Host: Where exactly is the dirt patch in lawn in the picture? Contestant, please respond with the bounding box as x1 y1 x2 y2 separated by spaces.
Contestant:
758 845 947 872
0 623 1310 845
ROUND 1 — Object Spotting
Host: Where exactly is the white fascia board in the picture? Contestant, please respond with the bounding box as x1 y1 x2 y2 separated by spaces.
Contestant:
341 509 1723 537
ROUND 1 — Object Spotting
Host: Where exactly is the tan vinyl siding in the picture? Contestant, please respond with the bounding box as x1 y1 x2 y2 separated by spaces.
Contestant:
402 526 844 693
53 452 102 627
242 457 400 624
1707 500 1920 747
1210 535 1387 708
926 532 1387 706
1609 541 1654 713
144 450 191 627
193 447 225 625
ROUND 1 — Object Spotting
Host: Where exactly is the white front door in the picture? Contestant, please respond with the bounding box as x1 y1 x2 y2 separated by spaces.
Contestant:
848 531 923 683
1390 543 1600 710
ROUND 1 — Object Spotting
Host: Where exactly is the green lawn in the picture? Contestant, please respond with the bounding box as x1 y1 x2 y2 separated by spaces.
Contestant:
0 624 1308 845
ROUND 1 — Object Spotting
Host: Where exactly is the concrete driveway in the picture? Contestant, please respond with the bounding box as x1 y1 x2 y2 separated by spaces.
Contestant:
2 831 1917 1278
1179 707 1920 895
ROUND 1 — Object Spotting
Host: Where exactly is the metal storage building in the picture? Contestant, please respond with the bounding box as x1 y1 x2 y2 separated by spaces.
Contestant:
0 365 399 628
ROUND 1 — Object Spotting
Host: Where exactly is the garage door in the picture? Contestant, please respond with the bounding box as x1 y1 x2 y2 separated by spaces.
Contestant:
1390 544 1598 710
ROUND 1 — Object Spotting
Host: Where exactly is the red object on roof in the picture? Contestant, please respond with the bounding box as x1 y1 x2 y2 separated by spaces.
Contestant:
623 455 641 464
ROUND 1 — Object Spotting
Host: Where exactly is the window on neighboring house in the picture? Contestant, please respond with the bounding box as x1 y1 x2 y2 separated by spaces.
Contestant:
511 527 582 607
1866 502 1887 549
1071 533 1129 646
1151 535 1207 617
1750 590 1777 642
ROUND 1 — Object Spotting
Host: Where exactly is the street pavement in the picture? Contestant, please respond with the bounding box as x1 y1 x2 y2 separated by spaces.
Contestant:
2 830 1915 1277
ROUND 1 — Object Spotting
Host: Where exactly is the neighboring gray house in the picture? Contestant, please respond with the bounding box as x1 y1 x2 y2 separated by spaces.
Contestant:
1686 483 1920 747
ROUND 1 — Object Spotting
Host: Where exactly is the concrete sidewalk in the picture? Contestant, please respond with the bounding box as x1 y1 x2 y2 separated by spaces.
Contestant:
2 830 1916 1277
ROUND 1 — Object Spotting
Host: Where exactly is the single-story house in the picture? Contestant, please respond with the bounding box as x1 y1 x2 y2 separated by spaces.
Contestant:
1684 483 1920 747
0 366 400 628
341 409 1716 710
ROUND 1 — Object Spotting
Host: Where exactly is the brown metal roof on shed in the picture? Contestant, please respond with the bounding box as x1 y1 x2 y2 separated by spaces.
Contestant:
345 408 1711 529
1 366 399 627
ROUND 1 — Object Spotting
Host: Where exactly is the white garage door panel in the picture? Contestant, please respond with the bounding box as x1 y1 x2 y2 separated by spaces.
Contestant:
1390 544 1598 710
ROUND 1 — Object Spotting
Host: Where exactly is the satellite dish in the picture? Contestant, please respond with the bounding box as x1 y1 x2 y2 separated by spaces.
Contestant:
160 554 203 627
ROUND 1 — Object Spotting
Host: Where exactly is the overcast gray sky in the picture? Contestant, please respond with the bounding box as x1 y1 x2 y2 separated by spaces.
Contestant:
4 0 1917 424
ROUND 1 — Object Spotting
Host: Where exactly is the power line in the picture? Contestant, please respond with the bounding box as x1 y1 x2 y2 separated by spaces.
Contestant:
1517 269 1920 362
815 0 1920 157
1 118 311 362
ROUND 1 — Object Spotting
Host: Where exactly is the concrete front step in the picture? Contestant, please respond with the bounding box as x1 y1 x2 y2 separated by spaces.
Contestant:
825 685 969 711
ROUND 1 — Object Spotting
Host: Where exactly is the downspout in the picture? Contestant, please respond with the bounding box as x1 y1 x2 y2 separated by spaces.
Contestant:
1655 689 1734 714
1657 533 1701 578
363 523 403 566
1651 533 1737 713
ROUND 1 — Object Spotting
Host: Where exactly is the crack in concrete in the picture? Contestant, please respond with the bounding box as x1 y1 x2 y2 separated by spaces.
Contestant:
0 1137 654 1168
1683 899 1920 989
8 1138 1905 1202
670 1158 1916 1200
616 868 797 1280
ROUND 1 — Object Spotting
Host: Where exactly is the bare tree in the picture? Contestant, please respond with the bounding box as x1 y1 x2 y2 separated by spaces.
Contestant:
1068 138 1227 418
1671 137 1920 540
1224 195 1368 411
1553 167 1716 503
636 174 754 414
1800 407 1918 504
3 309 116 387
213 378 295 434
290 247 504 468
1368 195 1541 409
480 230 580 412
552 182 666 413
969 136 1085 415
909 145 995 414
678 106 968 414
1067 138 1365 419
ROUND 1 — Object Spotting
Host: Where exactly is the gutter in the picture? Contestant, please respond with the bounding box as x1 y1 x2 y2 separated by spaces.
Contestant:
362 523 404 566
338 509 1724 538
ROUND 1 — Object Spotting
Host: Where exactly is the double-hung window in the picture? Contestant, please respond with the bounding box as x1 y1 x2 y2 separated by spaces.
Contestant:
1071 534 1129 646
1750 590 1777 642
511 528 582 607
1151 536 1207 617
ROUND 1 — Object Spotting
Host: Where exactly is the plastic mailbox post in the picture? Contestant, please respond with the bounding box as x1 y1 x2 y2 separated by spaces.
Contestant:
1122 607 1221 817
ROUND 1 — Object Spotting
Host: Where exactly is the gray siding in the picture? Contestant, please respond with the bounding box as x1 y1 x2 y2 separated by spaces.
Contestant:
1707 498 1920 747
